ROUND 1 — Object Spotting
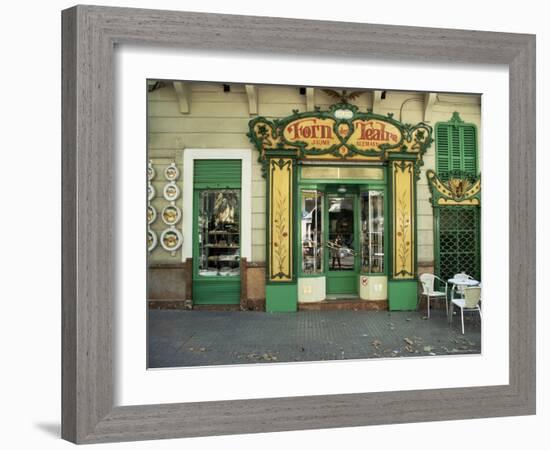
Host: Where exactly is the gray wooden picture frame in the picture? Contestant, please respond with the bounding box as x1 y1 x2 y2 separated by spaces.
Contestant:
61 5 536 444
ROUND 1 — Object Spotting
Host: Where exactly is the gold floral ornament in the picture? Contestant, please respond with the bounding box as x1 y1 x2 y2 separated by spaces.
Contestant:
397 191 411 274
392 160 414 279
426 170 481 206
273 188 289 275
269 158 292 281
448 177 472 199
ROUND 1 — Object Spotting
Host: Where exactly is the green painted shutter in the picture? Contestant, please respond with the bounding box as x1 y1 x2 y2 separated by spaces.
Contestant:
461 126 477 175
436 124 451 178
193 159 242 188
435 121 477 179
450 126 462 172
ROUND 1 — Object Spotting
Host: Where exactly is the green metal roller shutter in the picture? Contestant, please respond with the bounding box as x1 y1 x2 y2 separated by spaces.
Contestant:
192 159 242 305
193 159 242 188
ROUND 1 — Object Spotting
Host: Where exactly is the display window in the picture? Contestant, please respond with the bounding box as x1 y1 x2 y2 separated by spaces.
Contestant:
301 190 324 274
360 190 385 274
197 189 241 277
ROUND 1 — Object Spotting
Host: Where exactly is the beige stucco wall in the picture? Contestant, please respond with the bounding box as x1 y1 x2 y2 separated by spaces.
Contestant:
147 82 481 266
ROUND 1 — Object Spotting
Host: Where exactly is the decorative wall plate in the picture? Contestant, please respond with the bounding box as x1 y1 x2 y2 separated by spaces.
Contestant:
160 227 183 252
164 162 179 181
147 205 157 224
148 182 156 201
147 160 156 181
161 205 181 225
147 228 158 252
163 182 180 201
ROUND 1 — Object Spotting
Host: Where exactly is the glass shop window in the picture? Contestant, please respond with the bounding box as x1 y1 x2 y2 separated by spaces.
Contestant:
301 190 323 273
327 195 355 271
198 189 241 277
360 190 384 273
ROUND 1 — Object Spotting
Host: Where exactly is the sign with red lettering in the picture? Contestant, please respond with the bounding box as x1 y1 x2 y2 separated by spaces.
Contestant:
349 119 401 151
283 118 340 147
248 103 433 162
282 117 402 153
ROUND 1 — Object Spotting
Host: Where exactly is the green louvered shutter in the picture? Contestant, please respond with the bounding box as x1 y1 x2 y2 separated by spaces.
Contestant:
193 159 242 188
436 124 451 179
450 125 462 173
435 122 477 179
461 126 478 175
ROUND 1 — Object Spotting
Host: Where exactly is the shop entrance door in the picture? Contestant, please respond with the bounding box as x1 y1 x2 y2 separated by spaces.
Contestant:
325 190 359 296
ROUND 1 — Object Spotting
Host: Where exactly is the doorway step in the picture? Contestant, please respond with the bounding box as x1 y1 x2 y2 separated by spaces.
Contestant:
298 298 388 311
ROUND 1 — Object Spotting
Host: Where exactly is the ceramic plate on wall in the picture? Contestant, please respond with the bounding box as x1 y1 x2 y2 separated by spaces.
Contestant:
148 160 156 181
163 182 180 201
160 227 183 252
161 204 181 225
147 205 157 224
147 228 158 252
148 182 156 201
164 162 179 181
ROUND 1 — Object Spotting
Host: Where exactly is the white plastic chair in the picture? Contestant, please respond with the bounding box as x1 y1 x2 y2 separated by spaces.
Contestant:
450 286 482 334
451 272 474 298
418 273 448 318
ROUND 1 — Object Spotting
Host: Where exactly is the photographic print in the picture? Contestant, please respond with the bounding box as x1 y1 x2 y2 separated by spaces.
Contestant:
61 6 535 442
146 81 483 368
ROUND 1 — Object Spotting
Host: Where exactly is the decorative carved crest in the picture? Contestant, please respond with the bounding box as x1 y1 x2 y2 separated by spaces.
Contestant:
321 89 364 104
426 169 481 206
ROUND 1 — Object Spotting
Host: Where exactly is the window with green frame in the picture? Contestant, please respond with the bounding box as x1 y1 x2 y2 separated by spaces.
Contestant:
434 113 481 281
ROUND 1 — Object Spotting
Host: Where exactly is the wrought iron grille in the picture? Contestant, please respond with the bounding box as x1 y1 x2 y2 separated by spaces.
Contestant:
436 207 480 282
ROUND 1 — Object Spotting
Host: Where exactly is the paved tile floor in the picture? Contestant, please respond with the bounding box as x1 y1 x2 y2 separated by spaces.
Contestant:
148 308 481 368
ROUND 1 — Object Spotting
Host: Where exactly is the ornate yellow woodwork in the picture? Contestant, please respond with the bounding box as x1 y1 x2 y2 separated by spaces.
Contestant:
392 160 415 279
247 105 435 286
426 170 481 206
247 104 433 166
269 158 293 281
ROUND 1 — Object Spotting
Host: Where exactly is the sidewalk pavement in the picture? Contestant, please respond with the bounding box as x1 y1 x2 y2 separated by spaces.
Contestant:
148 309 481 368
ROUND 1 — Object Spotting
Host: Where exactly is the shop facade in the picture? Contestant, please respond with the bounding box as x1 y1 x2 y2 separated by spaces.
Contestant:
147 83 481 312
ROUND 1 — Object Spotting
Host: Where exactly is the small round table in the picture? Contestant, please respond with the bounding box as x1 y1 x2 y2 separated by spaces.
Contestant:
447 278 480 322
447 278 479 288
